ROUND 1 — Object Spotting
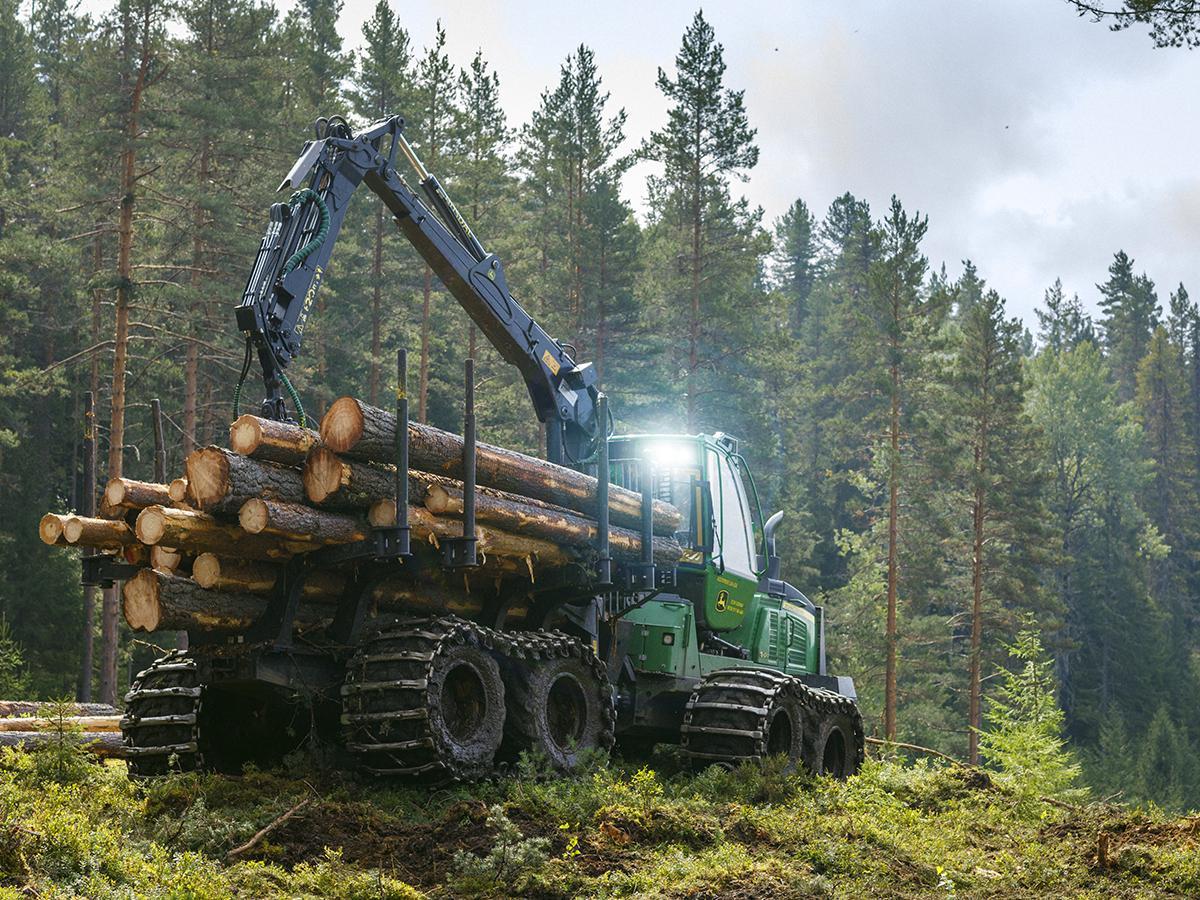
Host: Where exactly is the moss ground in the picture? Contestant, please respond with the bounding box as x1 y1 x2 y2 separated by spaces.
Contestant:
0 745 1196 898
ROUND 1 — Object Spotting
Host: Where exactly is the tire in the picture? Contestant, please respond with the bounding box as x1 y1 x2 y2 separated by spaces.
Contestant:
121 652 204 777
683 667 806 770
343 619 507 780
504 653 613 770
801 689 864 779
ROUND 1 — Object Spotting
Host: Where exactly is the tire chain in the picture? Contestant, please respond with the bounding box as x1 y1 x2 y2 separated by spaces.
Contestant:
119 650 204 777
681 666 864 771
341 616 615 781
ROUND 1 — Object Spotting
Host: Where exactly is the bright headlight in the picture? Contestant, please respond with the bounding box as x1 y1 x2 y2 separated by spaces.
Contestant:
644 440 695 468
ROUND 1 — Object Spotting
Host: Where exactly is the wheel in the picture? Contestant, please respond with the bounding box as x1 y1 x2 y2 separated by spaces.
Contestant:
121 652 204 777
682 668 805 770
503 649 614 770
801 689 865 779
342 618 507 780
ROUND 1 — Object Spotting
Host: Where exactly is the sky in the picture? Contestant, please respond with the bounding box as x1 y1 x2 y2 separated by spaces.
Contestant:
87 0 1200 326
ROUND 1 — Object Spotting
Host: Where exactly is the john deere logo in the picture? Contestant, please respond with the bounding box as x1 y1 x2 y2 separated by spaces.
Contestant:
715 590 729 612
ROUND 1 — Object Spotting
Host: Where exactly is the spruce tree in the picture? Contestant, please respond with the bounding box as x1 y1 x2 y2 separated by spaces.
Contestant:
1098 250 1159 398
1036 278 1094 351
771 198 818 332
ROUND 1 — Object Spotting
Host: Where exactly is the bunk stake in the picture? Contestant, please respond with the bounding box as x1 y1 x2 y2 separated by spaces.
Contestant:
444 359 479 568
595 393 612 586
391 348 411 556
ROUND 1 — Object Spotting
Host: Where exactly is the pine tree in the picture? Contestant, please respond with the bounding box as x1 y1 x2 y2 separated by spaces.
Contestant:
944 287 1049 762
640 9 759 432
1036 278 1094 351
349 0 412 406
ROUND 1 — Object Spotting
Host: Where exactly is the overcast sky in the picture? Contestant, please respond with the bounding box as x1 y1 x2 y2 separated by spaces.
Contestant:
93 0 1200 326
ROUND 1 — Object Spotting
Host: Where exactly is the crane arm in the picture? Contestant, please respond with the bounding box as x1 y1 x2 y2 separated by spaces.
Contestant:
234 115 602 465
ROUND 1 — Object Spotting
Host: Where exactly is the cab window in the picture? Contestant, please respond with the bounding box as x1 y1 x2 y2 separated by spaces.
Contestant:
710 449 755 577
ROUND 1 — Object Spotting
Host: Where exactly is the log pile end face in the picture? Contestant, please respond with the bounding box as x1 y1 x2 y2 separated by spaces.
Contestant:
185 447 231 511
303 446 344 504
320 397 365 453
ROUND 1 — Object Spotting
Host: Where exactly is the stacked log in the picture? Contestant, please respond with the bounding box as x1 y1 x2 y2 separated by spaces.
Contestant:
38 399 684 639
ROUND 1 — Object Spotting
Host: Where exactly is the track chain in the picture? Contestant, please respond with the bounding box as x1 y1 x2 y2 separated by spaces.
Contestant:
681 667 864 773
341 616 614 780
120 650 204 776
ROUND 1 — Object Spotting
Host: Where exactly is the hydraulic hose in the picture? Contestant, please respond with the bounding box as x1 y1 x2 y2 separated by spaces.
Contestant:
281 188 330 275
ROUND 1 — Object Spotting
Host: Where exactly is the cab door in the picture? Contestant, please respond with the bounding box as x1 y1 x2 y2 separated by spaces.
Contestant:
703 447 759 631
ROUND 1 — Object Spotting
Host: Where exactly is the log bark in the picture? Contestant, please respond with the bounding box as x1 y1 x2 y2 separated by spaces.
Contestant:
39 513 70 546
229 415 320 466
303 445 404 509
0 716 121 733
0 701 117 718
192 554 345 599
0 731 125 758
63 516 136 549
103 478 171 511
186 446 306 515
122 569 334 632
135 506 320 560
239 498 367 545
320 397 680 533
425 482 683 566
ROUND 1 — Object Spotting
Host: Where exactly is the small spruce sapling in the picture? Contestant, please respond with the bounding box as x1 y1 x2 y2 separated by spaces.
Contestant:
976 628 1084 803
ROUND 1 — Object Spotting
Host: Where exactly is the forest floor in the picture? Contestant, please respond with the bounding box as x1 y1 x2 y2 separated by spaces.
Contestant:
0 742 1196 899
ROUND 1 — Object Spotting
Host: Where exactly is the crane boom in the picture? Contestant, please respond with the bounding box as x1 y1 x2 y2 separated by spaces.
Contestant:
234 115 602 465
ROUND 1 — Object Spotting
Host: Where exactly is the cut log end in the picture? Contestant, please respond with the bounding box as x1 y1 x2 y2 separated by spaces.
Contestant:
303 445 344 505
424 484 453 514
185 447 231 511
368 499 397 527
192 552 220 589
39 513 68 545
168 477 189 504
239 498 270 535
135 506 167 545
320 396 366 453
228 415 264 456
122 569 162 632
103 479 125 508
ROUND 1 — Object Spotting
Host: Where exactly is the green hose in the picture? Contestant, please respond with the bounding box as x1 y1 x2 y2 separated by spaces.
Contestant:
279 370 306 429
281 188 330 276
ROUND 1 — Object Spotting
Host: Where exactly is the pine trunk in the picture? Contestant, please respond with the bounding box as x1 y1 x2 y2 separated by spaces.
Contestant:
135 506 321 560
186 447 306 515
228 415 320 467
885 362 900 742
103 478 171 511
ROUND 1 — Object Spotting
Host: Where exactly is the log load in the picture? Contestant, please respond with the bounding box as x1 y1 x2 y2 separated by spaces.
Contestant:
38 513 70 546
63 516 136 549
124 567 507 633
319 397 680 534
192 553 345 599
185 446 306 515
303 445 404 509
229 415 320 467
168 478 189 504
136 505 321 560
239 498 368 545
103 478 172 511
423 481 684 566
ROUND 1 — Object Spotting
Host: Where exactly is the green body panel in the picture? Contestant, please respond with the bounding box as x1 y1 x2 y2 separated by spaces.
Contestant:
620 601 700 677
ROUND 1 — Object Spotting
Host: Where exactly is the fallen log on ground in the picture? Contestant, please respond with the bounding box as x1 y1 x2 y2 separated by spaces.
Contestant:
229 415 320 467
135 506 321 560
186 446 307 515
319 397 680 533
64 516 137 549
104 478 172 511
0 701 117 718
0 715 121 733
0 730 125 758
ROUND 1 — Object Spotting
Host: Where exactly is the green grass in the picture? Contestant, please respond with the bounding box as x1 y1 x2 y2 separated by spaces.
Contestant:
0 744 1196 898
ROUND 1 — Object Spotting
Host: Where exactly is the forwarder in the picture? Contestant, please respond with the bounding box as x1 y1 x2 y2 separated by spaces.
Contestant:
116 115 864 780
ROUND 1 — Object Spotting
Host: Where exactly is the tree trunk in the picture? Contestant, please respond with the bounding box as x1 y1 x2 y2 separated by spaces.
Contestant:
186 447 306 515
967 480 986 765
63 516 136 549
885 362 900 742
228 415 320 467
319 397 681 533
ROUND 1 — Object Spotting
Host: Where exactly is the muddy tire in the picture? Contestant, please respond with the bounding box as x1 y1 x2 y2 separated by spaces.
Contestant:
342 618 506 780
503 651 613 770
682 668 805 770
